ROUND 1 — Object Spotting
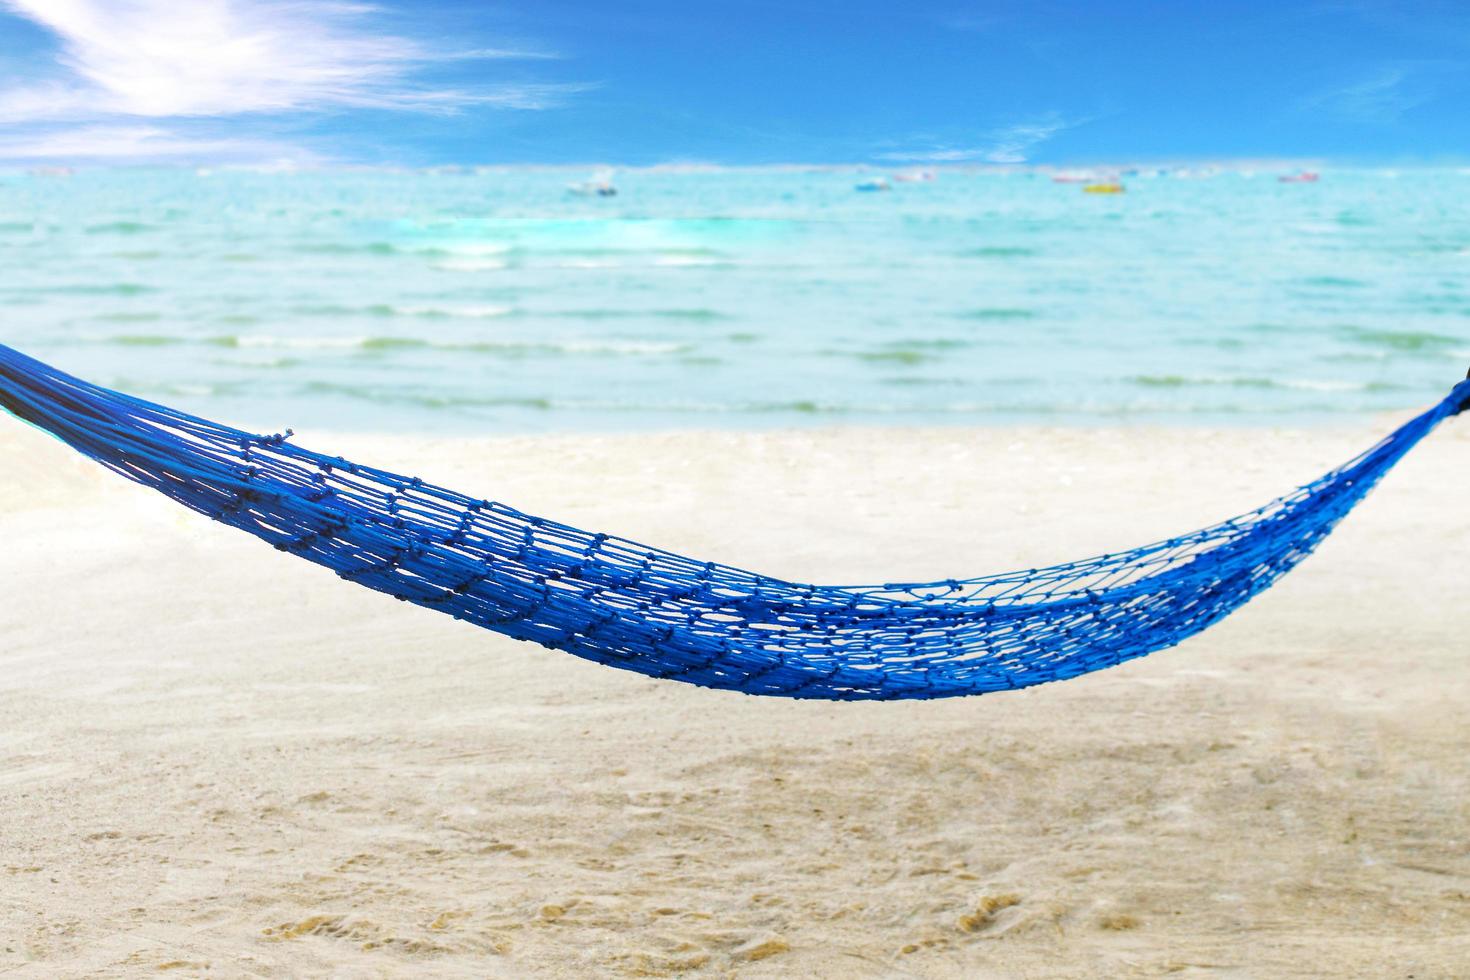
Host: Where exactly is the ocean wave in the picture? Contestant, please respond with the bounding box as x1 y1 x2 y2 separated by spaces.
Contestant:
110 379 242 398
94 312 164 323
957 246 1037 258
265 236 739 271
550 308 729 321
291 303 513 319
1297 275 1369 288
93 333 184 346
287 385 857 414
261 388 1367 418
1129 374 1407 393
75 369 1388 420
364 337 690 356
85 221 153 235
214 334 691 357
227 335 368 350
1411 239 1470 255
550 259 622 269
287 303 727 321
879 376 968 387
888 338 972 350
1339 326 1461 351
394 304 514 318
296 241 521 260
547 246 726 258
432 258 507 271
3 282 155 296
80 333 694 357
437 243 514 257
294 241 417 257
846 350 935 366
653 255 730 267
299 381 556 411
840 339 975 365
953 308 1038 320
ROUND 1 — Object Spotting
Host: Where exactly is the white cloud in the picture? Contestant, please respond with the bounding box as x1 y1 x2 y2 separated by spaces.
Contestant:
877 115 1083 164
0 0 576 122
0 123 313 162
934 11 1003 33
974 118 1074 163
1299 63 1449 124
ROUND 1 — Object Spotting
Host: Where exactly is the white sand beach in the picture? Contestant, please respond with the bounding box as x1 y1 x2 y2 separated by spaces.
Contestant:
2 416 1468 977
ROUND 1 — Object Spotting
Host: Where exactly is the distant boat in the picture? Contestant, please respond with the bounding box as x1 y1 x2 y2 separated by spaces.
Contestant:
1082 182 1125 194
567 179 617 197
1051 172 1093 184
892 170 936 183
26 166 73 178
855 178 891 192
1278 171 1319 184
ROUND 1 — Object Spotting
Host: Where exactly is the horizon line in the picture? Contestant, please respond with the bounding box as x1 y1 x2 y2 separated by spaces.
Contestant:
9 156 1470 175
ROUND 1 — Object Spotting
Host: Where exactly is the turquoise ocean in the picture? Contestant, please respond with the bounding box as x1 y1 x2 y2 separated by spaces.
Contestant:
2 166 1467 433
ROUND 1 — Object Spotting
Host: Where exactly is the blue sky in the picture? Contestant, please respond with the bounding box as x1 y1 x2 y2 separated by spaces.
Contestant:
0 0 1466 166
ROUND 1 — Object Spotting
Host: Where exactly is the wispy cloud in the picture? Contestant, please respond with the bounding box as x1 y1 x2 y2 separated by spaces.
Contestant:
932 9 1004 33
0 0 582 161
1299 61 1458 124
0 0 569 120
876 114 1084 164
0 123 313 163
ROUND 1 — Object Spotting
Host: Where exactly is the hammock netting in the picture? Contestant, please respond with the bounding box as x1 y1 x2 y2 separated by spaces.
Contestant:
2 342 1466 700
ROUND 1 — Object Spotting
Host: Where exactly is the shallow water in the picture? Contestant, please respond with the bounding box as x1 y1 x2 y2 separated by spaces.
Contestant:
2 166 1467 432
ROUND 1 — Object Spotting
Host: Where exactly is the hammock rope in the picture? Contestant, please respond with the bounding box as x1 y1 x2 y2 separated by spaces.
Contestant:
2 342 1466 700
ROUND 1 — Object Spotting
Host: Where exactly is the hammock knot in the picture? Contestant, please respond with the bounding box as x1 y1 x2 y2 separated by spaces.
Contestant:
1451 378 1470 416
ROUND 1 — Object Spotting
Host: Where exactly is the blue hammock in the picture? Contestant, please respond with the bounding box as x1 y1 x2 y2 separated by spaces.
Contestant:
1 342 1466 700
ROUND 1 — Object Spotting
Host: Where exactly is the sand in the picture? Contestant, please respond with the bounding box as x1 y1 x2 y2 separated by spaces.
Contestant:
1 415 1468 978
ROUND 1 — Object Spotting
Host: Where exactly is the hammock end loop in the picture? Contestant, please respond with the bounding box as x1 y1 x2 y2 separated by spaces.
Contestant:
1453 369 1470 416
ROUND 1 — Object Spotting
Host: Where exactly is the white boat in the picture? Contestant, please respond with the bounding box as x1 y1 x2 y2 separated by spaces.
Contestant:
568 170 618 197
567 180 617 197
